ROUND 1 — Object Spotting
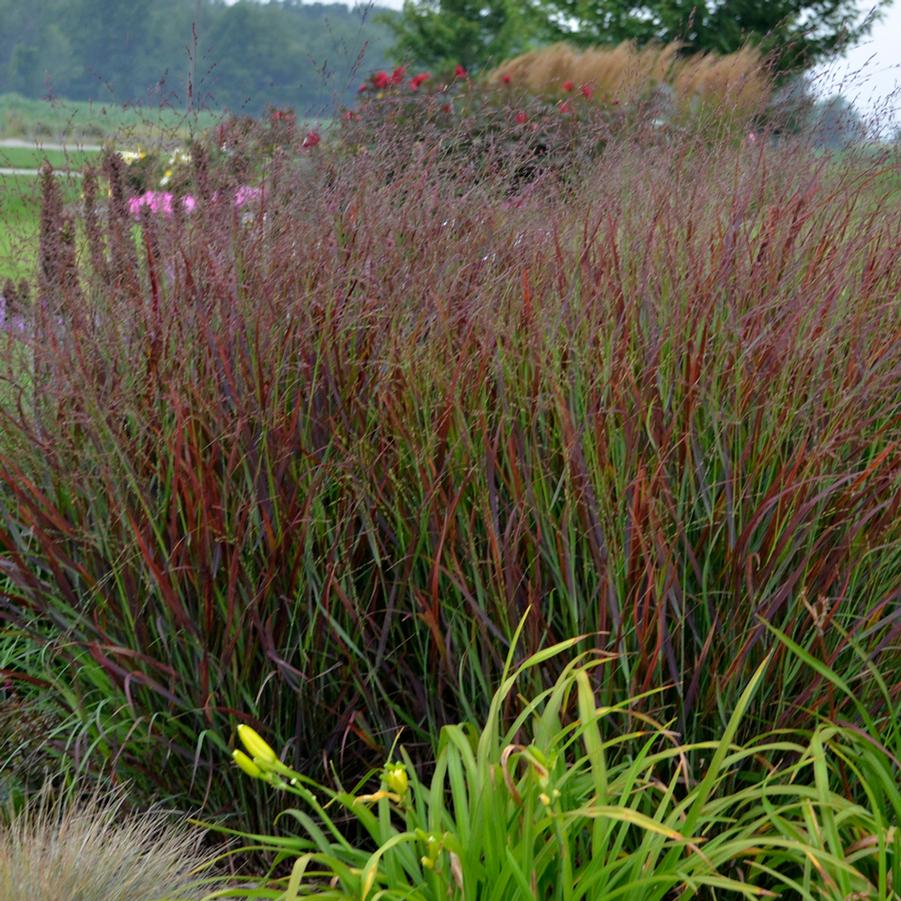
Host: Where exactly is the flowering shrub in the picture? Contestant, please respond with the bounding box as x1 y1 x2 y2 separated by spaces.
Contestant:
341 65 629 194
115 146 158 194
158 147 193 190
109 146 265 222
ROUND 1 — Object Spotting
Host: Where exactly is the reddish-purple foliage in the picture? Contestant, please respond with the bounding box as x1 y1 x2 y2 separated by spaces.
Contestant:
0 122 898 829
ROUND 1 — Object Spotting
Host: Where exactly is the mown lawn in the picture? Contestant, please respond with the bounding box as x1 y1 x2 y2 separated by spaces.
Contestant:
0 145 101 170
0 175 41 281
0 92 222 143
0 173 83 281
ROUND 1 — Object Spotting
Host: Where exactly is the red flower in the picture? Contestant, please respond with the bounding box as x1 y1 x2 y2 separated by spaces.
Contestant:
514 110 528 124
391 66 407 84
454 63 467 78
580 84 593 99
501 73 511 85
562 80 574 92
358 82 368 93
342 110 359 121
410 72 430 90
373 70 390 89
302 130 321 148
270 109 296 126
559 100 572 114
441 103 451 114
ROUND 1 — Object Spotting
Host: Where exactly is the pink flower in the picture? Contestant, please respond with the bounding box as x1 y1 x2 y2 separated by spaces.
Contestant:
580 83 593 99
128 190 175 219
747 131 758 144
410 72 430 90
514 110 528 124
358 82 368 93
391 66 407 84
454 64 467 78
562 80 574 92
156 193 174 215
234 186 263 207
182 195 197 213
302 130 321 148
559 100 572 114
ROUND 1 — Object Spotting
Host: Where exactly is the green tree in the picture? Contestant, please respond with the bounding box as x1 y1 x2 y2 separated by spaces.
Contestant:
6 44 42 96
382 0 532 72
526 0 891 74
388 0 890 74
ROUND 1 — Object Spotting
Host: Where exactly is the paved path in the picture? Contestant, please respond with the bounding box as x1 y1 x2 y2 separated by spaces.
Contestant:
1 167 82 176
0 138 103 152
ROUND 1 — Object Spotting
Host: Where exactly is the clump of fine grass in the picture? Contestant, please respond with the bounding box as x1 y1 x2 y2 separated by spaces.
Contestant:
0 94 898 838
488 41 772 120
0 787 214 901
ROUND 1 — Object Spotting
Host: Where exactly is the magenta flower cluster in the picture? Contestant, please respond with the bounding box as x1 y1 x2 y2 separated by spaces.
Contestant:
128 186 264 220
128 191 197 219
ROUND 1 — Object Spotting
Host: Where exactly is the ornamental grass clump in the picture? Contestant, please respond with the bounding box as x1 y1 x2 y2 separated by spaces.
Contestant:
0 787 214 901
0 99 898 839
207 632 899 899
489 41 772 127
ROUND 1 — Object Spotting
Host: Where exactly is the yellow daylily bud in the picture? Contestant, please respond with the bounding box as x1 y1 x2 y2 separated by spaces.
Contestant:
353 790 400 806
232 749 263 779
384 763 408 796
237 724 278 765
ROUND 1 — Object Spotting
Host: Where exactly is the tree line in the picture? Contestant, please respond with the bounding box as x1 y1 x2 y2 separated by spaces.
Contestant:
0 0 396 115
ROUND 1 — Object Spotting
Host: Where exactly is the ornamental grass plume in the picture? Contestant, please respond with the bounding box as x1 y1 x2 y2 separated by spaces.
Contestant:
1 91 898 844
489 40 771 120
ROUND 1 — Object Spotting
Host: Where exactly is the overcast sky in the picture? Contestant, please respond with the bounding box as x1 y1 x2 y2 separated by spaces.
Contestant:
810 2 900 126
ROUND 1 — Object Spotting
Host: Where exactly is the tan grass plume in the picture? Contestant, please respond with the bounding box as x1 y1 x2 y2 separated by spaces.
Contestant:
489 42 771 118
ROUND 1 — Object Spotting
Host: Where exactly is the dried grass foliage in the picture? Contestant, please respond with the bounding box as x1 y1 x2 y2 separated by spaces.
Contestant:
490 42 771 116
